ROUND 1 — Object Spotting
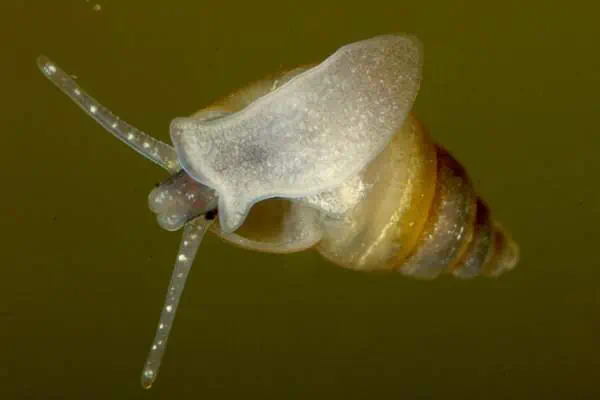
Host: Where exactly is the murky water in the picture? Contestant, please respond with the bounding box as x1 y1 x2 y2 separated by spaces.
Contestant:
2 1 599 399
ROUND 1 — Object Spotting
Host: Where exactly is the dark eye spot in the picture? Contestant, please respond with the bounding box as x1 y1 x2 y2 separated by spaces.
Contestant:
205 209 218 221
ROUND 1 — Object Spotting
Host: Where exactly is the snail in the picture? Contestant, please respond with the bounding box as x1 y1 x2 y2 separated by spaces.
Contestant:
37 34 519 388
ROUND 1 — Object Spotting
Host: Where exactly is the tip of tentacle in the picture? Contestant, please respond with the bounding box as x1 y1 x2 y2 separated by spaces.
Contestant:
37 55 56 76
141 368 156 389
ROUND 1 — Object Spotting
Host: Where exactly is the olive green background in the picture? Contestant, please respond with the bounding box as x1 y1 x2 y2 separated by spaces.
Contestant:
2 1 598 399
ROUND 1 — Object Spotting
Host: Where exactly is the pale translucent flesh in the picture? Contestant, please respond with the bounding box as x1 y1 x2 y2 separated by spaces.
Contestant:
170 34 423 234
37 56 216 388
140 217 214 388
37 56 180 174
148 170 219 231
37 34 424 388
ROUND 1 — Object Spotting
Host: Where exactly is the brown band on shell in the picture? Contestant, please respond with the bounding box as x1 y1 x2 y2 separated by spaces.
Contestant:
397 147 477 279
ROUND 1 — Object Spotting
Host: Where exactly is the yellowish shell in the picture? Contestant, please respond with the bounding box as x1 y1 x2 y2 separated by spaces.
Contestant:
201 67 519 279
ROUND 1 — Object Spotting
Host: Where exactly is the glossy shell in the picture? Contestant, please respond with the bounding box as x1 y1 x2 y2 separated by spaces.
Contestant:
201 70 519 278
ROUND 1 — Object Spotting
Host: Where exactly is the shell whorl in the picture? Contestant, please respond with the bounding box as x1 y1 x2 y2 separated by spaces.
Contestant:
394 144 519 279
314 115 519 278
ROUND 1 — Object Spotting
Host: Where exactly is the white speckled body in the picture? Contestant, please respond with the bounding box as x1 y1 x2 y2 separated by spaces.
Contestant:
37 34 518 389
171 35 422 234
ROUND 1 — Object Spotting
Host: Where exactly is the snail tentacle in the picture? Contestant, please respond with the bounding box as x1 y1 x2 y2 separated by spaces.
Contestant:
37 56 179 173
141 215 214 389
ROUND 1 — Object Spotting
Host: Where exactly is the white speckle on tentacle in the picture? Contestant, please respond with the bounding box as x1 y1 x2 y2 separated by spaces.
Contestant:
44 63 57 75
90 105 97 114
165 305 173 312
127 133 135 141
159 323 164 330
111 122 117 128
143 142 150 149
73 88 81 96
178 254 187 262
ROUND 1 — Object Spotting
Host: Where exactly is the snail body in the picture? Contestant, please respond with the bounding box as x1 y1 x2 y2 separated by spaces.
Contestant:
37 34 518 389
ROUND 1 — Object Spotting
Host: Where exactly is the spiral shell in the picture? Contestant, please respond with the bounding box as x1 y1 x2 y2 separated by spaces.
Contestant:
201 68 519 279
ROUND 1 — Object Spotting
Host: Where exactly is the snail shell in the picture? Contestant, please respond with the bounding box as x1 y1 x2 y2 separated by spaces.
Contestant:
201 66 519 279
